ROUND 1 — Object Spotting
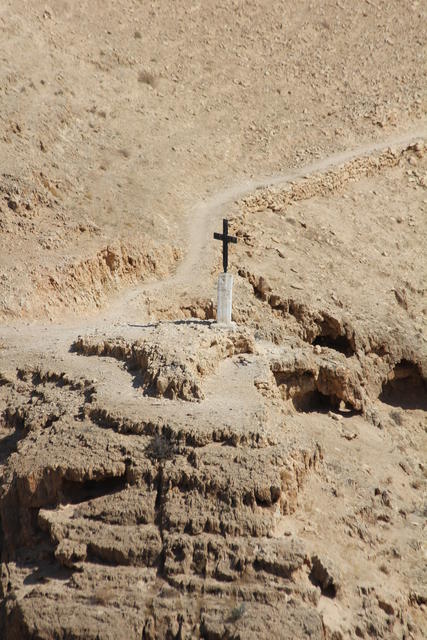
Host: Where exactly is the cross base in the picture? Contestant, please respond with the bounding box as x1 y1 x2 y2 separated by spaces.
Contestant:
217 272 233 324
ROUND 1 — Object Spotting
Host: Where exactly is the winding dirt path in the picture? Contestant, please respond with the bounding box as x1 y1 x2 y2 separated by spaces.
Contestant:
143 127 427 293
0 126 426 355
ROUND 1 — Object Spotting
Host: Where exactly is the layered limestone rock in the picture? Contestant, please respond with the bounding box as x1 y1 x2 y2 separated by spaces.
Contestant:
0 338 323 639
72 323 255 400
1 311 425 638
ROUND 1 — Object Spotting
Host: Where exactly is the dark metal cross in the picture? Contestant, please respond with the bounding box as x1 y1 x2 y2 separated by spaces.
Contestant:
214 218 237 273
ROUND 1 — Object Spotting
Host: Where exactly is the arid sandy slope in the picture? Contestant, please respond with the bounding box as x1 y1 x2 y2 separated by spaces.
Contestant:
0 1 426 639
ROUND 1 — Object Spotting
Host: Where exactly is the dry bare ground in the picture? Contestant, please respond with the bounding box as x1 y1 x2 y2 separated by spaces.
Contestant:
0 1 426 639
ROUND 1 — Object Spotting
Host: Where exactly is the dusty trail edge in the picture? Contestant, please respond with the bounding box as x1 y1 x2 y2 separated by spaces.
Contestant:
0 126 426 353
172 127 427 286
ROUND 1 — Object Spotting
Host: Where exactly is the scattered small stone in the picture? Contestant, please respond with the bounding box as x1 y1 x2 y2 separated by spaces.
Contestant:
309 555 340 597
399 461 411 475
341 430 357 440
390 410 403 426
228 603 246 622
393 288 408 309
256 276 272 297
377 597 394 615
138 70 158 88
381 490 392 507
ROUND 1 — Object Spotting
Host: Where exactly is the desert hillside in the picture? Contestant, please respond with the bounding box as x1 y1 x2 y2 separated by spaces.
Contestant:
0 1 426 639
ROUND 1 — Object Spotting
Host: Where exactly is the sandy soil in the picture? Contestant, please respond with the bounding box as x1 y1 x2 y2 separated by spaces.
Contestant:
0 1 426 639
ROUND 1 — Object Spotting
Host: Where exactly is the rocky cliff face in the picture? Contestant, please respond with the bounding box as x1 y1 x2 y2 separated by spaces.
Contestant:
0 308 425 638
0 325 324 639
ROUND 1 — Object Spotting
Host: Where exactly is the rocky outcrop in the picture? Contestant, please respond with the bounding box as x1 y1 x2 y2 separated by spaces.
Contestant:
0 350 324 639
33 238 182 319
240 143 425 214
72 323 255 400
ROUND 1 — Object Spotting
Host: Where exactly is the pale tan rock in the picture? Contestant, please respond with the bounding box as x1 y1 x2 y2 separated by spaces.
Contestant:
0 8 426 634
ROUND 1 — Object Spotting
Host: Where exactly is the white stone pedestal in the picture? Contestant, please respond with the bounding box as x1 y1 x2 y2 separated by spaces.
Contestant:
217 273 233 324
